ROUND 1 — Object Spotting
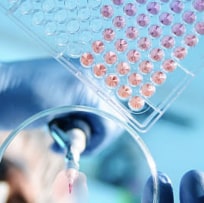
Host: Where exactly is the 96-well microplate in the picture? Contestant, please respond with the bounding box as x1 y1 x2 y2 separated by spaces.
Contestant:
0 0 203 132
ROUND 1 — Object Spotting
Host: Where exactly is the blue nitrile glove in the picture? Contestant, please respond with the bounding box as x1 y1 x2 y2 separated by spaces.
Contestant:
0 58 121 153
142 170 204 203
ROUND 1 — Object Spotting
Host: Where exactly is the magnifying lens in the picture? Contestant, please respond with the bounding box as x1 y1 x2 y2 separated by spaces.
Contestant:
0 105 158 203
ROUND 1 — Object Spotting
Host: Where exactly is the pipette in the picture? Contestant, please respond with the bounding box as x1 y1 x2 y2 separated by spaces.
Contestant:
65 128 86 194
49 123 87 194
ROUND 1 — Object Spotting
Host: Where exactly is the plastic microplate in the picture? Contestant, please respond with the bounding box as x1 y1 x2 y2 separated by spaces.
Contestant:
0 0 203 132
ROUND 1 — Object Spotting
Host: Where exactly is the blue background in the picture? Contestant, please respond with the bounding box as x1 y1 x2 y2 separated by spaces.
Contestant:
0 7 204 203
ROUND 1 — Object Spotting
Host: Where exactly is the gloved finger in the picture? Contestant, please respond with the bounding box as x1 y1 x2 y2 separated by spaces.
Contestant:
142 172 174 203
180 170 204 203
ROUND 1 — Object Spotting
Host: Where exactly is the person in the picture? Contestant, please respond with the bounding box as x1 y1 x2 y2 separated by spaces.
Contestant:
0 57 120 203
0 57 120 152
0 58 204 202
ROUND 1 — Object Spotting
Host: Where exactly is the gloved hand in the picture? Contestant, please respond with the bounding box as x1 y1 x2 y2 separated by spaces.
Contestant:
142 170 204 203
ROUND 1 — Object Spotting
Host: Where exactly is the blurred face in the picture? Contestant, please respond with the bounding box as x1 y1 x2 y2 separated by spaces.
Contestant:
0 131 89 203
0 160 88 203
0 131 54 203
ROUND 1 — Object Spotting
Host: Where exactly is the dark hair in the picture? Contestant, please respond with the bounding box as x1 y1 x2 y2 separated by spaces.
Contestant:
0 158 13 180
0 158 29 203
7 194 28 203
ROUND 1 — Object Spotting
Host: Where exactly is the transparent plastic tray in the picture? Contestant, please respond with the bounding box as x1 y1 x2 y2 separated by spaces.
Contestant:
0 0 203 132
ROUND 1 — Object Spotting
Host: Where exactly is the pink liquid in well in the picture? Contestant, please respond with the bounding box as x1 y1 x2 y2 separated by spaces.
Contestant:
126 26 138 40
150 48 164 61
140 83 156 97
170 0 183 13
195 22 204 35
173 47 187 60
112 0 124 5
184 34 198 47
162 59 177 72
113 16 126 29
148 25 162 38
138 37 151 50
93 64 107 77
127 50 141 63
117 62 130 75
172 23 186 36
151 71 167 85
92 40 105 53
193 0 204 12
115 39 128 52
81 53 94 67
147 2 160 15
128 96 145 110
104 51 117 64
105 74 119 88
137 14 150 27
161 36 175 49
182 11 196 24
139 60 153 74
124 3 137 16
118 85 132 99
101 5 113 18
128 73 143 86
159 12 173 26
103 28 115 41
